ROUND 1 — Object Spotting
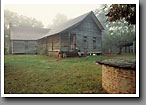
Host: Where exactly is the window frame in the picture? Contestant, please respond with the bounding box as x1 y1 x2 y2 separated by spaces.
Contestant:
93 37 96 49
83 36 88 49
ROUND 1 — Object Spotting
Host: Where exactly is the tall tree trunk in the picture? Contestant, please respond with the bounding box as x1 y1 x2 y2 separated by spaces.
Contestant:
118 47 122 54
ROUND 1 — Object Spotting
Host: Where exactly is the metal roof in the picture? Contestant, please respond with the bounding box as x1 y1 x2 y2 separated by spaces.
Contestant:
10 11 104 41
39 11 104 39
10 26 50 40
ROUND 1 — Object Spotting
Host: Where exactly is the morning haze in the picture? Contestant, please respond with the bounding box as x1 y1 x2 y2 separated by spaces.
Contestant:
5 4 100 27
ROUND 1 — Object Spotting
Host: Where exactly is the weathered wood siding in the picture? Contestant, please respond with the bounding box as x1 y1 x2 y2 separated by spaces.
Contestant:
13 41 25 53
38 34 61 55
60 33 77 52
38 14 102 55
27 41 38 53
12 40 37 54
47 34 61 52
69 15 102 53
37 39 47 54
60 33 70 52
40 39 47 49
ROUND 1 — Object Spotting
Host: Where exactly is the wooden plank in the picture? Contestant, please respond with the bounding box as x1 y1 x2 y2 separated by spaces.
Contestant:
70 15 102 53
45 35 61 52
13 41 25 53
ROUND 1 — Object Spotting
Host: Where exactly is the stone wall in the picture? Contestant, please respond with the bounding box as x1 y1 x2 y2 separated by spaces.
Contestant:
102 65 136 94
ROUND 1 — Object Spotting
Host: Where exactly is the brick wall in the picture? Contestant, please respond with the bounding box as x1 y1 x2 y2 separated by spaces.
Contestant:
102 65 136 94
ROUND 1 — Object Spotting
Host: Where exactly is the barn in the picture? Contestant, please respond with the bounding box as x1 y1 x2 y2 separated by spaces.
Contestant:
9 26 49 54
38 11 104 57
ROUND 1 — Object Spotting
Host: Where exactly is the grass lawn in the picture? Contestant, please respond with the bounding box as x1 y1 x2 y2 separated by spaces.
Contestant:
4 54 135 94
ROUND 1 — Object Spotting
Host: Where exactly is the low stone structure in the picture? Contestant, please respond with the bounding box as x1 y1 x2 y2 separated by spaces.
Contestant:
96 59 136 94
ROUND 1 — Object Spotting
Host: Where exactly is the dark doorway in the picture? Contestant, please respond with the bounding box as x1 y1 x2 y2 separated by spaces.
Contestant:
69 34 76 51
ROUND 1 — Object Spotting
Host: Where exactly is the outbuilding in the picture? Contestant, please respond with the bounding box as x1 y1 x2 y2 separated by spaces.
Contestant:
9 26 49 54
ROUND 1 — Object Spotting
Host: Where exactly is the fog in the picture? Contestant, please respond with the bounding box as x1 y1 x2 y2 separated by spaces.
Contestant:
5 4 100 27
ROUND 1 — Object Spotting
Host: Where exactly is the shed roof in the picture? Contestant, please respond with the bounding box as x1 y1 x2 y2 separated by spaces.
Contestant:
10 26 50 40
39 11 104 39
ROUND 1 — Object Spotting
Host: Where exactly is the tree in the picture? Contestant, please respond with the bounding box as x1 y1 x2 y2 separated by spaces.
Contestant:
106 4 136 25
105 4 136 54
109 21 136 54
4 9 44 29
94 5 136 54
94 5 115 53
4 9 44 54
48 13 68 28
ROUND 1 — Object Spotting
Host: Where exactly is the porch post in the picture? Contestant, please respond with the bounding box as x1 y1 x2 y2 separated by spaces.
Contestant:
68 33 70 51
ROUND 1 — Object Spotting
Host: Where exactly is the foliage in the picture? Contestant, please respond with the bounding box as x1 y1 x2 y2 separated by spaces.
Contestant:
94 5 113 53
106 4 136 25
4 9 44 54
47 13 68 28
38 47 47 55
94 5 136 54
4 9 44 29
4 44 8 55
109 22 136 54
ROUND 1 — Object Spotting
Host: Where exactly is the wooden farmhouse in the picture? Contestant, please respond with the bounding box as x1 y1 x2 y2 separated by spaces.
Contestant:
9 11 104 57
9 26 49 54
38 11 104 57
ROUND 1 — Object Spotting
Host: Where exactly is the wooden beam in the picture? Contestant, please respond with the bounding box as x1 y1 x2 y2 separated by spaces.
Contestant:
52 39 53 51
59 33 61 51
9 23 12 54
45 37 48 55
68 33 70 51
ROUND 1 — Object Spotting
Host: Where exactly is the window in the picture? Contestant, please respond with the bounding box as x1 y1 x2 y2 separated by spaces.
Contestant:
93 37 96 49
83 36 88 49
70 34 76 50
51 41 53 51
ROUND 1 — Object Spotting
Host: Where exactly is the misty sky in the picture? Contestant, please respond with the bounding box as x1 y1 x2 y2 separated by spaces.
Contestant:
5 4 101 27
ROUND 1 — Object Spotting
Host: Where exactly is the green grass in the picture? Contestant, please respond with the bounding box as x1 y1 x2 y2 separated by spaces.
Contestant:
4 54 135 94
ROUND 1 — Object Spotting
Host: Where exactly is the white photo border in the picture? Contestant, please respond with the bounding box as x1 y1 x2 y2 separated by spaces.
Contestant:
1 0 139 97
